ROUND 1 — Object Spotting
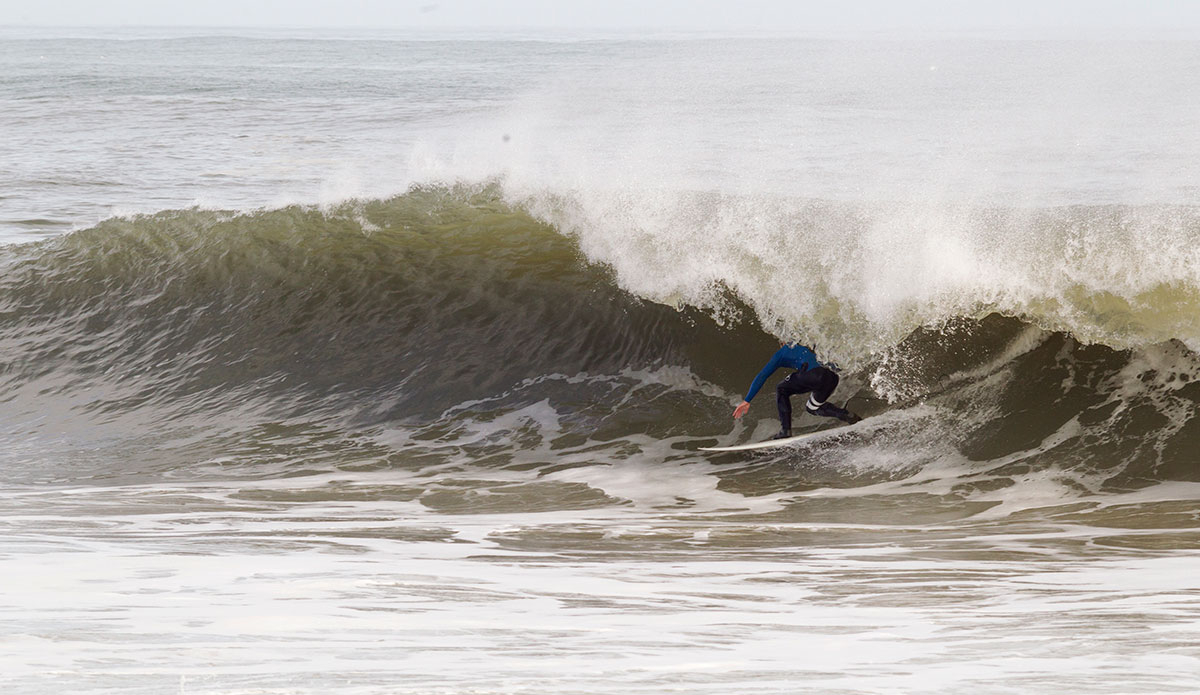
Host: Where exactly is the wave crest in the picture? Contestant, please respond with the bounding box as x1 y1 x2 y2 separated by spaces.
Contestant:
513 187 1200 361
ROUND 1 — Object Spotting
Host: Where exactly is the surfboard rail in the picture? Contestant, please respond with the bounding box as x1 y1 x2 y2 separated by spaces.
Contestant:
699 420 866 452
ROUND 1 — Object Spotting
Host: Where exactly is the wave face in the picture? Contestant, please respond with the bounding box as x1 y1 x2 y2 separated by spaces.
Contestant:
0 185 1198 498
0 188 705 418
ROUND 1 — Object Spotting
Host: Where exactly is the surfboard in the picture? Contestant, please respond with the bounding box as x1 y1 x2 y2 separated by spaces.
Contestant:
699 421 863 452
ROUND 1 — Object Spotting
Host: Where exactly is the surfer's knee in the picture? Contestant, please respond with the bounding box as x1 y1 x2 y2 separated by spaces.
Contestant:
812 367 839 401
775 378 792 398
806 369 840 414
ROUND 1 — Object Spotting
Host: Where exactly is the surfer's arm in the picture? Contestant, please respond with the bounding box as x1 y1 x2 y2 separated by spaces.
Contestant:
734 351 782 419
744 352 781 402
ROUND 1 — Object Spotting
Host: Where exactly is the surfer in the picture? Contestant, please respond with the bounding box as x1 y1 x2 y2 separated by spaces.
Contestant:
732 343 860 439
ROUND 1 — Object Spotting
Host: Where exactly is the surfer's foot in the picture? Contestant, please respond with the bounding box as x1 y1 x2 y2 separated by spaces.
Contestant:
771 428 792 440
812 403 861 425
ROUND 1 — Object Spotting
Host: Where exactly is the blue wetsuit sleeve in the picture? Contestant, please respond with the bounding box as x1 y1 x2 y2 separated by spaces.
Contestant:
744 351 782 402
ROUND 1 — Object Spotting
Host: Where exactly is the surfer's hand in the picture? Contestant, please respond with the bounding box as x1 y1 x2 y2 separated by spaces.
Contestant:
732 401 750 419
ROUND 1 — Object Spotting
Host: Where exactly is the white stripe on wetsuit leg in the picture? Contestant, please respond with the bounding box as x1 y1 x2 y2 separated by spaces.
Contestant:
807 395 825 411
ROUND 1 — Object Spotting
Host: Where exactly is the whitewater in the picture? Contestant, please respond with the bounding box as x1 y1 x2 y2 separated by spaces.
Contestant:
3 27 1200 695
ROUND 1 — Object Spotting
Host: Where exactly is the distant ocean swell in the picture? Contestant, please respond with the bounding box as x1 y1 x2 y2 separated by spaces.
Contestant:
0 183 1197 487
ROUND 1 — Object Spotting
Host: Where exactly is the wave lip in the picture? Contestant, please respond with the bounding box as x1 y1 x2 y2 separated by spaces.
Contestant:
512 188 1200 362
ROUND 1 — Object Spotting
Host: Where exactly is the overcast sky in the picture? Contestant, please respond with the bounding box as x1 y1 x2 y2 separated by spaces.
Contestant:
3 0 1199 37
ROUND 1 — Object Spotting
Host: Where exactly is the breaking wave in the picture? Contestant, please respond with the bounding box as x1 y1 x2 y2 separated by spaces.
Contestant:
0 183 1198 492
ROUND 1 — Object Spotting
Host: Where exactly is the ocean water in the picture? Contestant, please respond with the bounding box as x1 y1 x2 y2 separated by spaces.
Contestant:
3 28 1200 694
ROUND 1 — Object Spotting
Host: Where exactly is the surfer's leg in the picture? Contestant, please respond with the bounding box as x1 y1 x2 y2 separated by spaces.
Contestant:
774 376 801 437
803 367 839 411
803 367 861 424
